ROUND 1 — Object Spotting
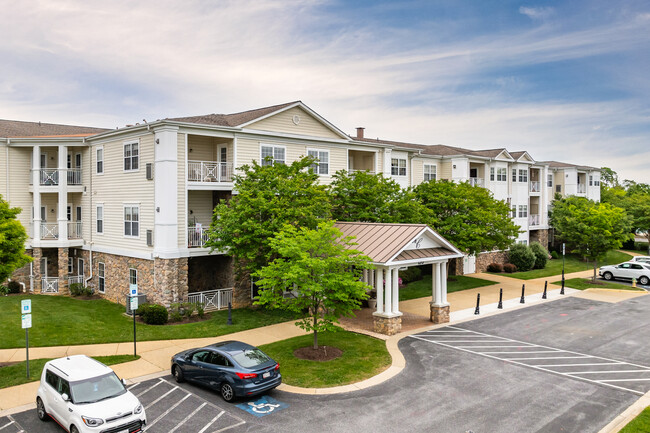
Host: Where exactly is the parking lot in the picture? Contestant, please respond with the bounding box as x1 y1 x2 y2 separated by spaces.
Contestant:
2 293 649 433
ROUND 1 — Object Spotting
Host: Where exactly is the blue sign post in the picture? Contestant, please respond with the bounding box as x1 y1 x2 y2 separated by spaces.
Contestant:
129 285 138 356
21 300 32 378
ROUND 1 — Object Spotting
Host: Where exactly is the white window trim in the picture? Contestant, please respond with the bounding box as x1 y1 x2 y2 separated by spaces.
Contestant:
96 203 104 235
123 204 140 239
391 158 407 177
497 167 507 182
98 262 105 293
68 257 73 274
307 148 330 176
129 268 138 286
96 146 104 175
259 143 287 166
423 163 437 181
78 258 85 277
123 140 140 173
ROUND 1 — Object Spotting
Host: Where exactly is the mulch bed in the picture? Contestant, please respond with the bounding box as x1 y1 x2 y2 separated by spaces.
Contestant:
0 362 18 368
293 346 343 362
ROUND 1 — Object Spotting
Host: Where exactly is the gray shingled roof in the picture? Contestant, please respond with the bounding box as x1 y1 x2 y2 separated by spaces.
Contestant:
167 101 299 127
542 160 600 170
0 119 108 138
354 136 511 159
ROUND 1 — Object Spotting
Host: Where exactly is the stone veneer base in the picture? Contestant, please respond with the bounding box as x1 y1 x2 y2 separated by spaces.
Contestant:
430 303 450 324
373 315 402 336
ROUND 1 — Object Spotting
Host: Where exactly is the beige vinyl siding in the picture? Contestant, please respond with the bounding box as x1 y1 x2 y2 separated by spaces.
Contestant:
554 171 565 195
411 159 423 186
0 145 6 198
8 147 33 236
247 107 342 139
377 149 384 174
187 135 214 161
40 193 58 223
188 190 213 227
307 146 346 184
440 160 452 180
91 134 155 253
79 147 92 240
178 133 186 247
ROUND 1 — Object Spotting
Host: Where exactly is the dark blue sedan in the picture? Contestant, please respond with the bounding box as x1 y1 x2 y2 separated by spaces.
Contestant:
170 341 281 402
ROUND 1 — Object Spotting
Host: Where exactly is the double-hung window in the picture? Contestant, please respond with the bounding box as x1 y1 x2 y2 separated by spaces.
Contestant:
124 205 139 237
68 258 73 274
307 149 329 175
490 167 495 181
518 205 528 218
511 206 517 219
424 164 437 181
96 147 104 174
261 145 285 166
96 204 104 234
497 168 507 181
391 158 406 176
518 169 528 183
129 268 137 288
98 262 105 293
512 169 517 182
547 174 553 187
124 142 139 171
589 175 593 186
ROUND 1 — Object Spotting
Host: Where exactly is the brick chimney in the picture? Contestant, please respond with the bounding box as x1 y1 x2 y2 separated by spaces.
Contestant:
356 127 365 139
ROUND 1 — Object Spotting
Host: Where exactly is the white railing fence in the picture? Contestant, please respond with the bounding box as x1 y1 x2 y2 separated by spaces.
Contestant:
577 184 586 193
68 275 84 286
529 214 541 226
68 222 83 239
469 177 484 187
188 161 233 183
40 223 59 239
187 288 233 311
67 168 82 185
188 226 210 248
348 169 376 175
42 278 59 293
529 181 540 192
40 169 59 185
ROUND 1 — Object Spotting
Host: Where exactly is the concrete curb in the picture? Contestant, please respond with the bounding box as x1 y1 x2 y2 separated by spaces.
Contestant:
597 391 650 433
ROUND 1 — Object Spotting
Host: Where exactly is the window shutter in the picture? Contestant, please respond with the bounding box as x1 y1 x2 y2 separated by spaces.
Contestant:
146 229 153 247
146 163 153 180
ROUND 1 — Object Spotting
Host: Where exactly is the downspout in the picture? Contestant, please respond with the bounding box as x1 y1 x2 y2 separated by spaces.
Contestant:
83 137 94 288
29 262 34 292
5 141 9 201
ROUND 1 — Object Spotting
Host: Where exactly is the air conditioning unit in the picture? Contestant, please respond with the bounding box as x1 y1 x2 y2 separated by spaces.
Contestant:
146 230 153 247
146 163 153 180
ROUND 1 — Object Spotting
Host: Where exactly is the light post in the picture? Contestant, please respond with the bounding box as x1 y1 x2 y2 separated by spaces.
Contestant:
561 243 565 295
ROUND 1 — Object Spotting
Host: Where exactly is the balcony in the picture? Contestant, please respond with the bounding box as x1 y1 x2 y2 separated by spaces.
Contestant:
529 214 541 226
188 288 233 311
348 169 376 175
37 169 82 186
469 177 484 187
40 223 59 239
577 184 586 194
188 161 233 183
188 226 210 248
529 181 541 193
42 277 59 293
68 222 82 239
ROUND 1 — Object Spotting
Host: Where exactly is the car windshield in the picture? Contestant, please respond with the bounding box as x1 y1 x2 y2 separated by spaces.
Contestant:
231 349 271 368
70 372 126 404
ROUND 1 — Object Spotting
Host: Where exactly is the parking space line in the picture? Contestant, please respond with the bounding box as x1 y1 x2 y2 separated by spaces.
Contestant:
502 356 591 360
0 420 15 431
600 378 650 382
566 370 650 374
197 412 225 433
135 379 163 397
146 393 191 429
213 420 246 433
456 345 534 348
168 402 207 433
480 350 559 354
145 385 179 409
536 362 623 367
127 382 139 391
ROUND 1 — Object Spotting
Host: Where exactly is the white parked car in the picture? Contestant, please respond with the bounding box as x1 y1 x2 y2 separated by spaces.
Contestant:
630 255 650 263
599 262 650 286
36 355 146 433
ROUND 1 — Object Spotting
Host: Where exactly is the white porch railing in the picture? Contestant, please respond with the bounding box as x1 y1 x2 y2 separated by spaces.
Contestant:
67 169 82 185
188 161 233 183
577 184 586 193
469 177 484 187
188 226 210 248
42 278 59 293
68 275 83 285
348 169 376 175
188 288 233 311
68 222 83 239
40 169 59 185
529 214 541 226
40 223 59 239
529 181 540 192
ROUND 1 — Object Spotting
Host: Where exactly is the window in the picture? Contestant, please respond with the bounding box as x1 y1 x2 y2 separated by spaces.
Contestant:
547 174 553 187
68 257 73 274
41 206 46 221
518 169 528 183
129 268 137 286
391 158 406 176
518 240 528 245
589 175 593 186
98 262 105 293
595 178 600 186
424 164 437 181
96 147 104 174
512 169 517 182
123 142 139 171
497 168 507 182
556 185 562 193
124 205 139 237
307 149 329 175
260 145 285 166
76 206 81 221
96 204 104 234
511 206 517 219
490 167 495 181
78 259 84 277
220 147 227 163
518 205 528 218
67 206 72 221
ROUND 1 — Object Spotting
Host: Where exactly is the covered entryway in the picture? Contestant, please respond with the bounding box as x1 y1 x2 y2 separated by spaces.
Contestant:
334 222 463 335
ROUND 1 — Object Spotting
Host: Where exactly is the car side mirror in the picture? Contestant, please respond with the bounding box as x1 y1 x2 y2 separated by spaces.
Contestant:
121 379 127 387
61 393 70 402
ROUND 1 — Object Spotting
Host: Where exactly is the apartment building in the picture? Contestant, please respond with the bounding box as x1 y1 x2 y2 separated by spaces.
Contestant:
1 101 600 306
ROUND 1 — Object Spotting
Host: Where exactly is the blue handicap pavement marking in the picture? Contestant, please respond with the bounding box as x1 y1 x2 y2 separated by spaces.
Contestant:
236 395 289 417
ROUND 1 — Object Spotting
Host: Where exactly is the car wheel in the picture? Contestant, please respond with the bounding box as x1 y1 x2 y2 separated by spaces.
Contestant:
639 276 650 286
70 426 79 433
36 397 49 422
603 272 613 281
172 365 185 383
221 382 235 402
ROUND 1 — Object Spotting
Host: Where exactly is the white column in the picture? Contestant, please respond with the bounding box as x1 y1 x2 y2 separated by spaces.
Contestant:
431 262 438 303
441 261 448 305
154 126 180 256
375 267 384 314
369 269 374 288
58 145 68 240
392 267 400 314
384 268 392 315
433 262 443 305
32 146 41 243
362 269 368 284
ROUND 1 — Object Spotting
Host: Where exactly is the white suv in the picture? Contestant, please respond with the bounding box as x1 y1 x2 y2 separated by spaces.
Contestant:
36 355 146 433
599 261 650 286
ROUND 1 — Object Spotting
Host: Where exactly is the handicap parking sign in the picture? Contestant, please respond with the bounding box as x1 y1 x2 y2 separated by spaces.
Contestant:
235 395 288 417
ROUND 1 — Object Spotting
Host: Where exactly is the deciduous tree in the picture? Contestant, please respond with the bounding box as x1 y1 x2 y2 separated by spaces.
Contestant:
0 196 31 284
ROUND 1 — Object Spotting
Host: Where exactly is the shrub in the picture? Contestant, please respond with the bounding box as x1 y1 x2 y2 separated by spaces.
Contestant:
69 283 92 297
530 242 549 269
142 304 168 325
7 280 21 294
486 263 503 273
195 302 205 318
399 267 423 284
550 251 559 260
136 303 151 317
508 244 536 272
181 302 195 319
503 263 518 273
0 285 8 296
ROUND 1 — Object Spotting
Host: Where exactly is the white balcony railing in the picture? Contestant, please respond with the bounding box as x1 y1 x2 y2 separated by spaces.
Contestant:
67 168 82 185
42 277 59 293
40 223 59 239
348 169 376 175
188 161 233 183
529 214 541 226
469 177 484 187
68 222 82 239
188 226 210 248
577 184 586 194
68 275 84 286
529 181 540 193
188 288 233 311
40 169 59 185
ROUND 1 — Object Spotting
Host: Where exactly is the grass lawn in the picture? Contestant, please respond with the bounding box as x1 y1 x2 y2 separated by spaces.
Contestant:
620 407 650 433
0 355 139 389
259 330 391 388
495 250 632 280
553 277 646 291
399 275 494 301
0 295 296 349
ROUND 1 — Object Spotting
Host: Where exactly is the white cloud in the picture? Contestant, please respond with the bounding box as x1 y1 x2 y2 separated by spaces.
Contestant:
519 6 555 20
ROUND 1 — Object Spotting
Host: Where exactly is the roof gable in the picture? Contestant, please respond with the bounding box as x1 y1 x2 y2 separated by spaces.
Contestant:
0 119 107 138
242 103 349 139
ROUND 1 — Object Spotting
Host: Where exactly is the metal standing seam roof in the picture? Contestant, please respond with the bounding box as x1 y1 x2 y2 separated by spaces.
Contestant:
333 222 458 263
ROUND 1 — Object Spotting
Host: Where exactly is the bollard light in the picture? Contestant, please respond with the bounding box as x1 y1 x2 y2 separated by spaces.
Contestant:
520 284 525 304
497 288 503 309
474 293 481 315
542 281 548 299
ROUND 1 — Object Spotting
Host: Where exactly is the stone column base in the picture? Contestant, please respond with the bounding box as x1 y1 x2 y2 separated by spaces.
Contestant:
430 303 450 324
373 315 402 336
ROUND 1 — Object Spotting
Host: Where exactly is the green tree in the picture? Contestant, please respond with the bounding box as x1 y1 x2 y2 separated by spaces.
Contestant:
600 167 620 188
550 196 632 281
627 194 650 254
253 221 373 349
414 180 520 255
207 157 331 287
328 170 432 224
0 196 32 284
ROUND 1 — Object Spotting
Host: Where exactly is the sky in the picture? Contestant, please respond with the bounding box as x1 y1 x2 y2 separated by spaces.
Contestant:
2 0 649 183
